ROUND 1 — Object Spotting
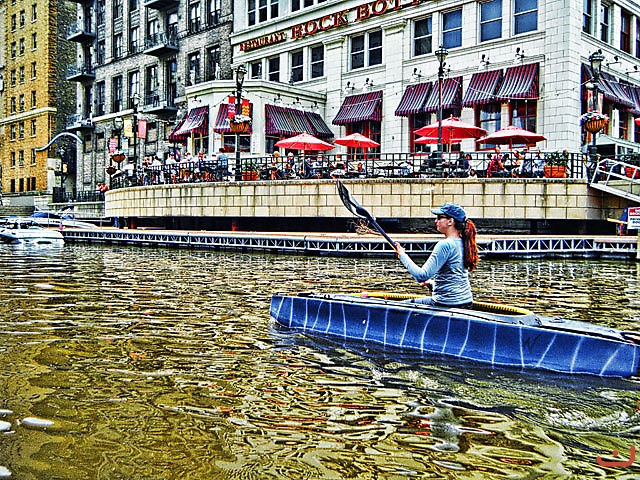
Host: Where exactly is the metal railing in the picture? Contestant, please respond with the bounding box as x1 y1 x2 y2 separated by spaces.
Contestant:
589 156 640 202
107 151 588 189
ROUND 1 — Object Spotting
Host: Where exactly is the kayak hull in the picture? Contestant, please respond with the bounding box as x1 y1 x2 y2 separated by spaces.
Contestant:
270 293 640 378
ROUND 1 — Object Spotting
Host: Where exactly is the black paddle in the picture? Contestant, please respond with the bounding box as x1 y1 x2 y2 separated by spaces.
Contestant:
336 180 396 249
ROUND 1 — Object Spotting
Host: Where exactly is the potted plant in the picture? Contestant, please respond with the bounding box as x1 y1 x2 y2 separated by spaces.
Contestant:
241 159 259 181
543 151 569 178
580 112 609 134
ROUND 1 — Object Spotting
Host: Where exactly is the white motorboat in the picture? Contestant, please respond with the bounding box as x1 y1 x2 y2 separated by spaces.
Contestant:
0 218 65 247
28 206 96 229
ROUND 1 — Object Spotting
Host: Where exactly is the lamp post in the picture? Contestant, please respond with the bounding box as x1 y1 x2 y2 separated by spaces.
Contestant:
435 46 449 163
588 50 604 172
234 65 247 181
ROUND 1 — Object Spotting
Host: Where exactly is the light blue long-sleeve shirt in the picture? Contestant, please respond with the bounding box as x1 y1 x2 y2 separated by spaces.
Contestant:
399 237 472 306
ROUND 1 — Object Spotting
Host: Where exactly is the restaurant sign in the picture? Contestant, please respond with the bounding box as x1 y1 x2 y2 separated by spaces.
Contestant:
239 0 423 51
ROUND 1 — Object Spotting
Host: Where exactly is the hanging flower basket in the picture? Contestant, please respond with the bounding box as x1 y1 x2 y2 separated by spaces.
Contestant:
105 165 117 175
111 151 126 163
580 112 609 134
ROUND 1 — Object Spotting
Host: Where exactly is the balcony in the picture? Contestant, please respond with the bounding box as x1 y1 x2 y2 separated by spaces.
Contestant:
66 21 96 43
66 113 94 132
143 32 178 57
143 0 178 11
141 92 178 115
66 64 95 83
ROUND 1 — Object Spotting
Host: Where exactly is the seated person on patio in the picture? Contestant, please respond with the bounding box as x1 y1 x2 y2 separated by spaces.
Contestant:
487 148 508 178
398 160 413 177
216 148 229 180
454 154 471 177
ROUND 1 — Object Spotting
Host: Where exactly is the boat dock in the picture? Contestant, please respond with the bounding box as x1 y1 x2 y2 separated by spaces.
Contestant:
61 228 639 259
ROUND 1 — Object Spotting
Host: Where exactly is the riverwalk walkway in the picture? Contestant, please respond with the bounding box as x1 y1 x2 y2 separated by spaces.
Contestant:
62 227 639 259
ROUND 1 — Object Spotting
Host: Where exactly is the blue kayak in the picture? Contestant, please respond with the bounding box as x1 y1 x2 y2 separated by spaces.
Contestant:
270 292 640 378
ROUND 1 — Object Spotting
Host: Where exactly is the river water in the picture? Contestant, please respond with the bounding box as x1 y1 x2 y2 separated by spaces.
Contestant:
0 245 638 479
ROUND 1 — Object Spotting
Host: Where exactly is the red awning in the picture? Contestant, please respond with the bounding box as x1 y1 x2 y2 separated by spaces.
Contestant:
582 64 635 109
422 77 462 113
175 106 209 136
462 70 503 107
395 82 432 116
332 91 383 125
168 117 188 144
626 84 640 115
305 111 334 139
494 63 538 101
265 104 313 137
213 104 231 133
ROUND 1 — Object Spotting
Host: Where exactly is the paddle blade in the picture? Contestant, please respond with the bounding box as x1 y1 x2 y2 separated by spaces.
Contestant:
336 181 374 221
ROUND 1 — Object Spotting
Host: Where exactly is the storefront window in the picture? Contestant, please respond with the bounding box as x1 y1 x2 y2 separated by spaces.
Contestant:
413 17 432 56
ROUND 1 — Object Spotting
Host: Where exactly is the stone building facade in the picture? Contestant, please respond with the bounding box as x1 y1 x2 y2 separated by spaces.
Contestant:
66 0 234 193
0 0 75 200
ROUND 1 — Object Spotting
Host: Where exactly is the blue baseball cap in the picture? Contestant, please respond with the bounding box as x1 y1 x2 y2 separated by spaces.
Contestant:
430 203 467 222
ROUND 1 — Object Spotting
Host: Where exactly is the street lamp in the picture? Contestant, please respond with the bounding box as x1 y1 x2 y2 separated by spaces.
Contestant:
131 93 140 167
588 50 605 166
435 46 449 163
234 64 247 181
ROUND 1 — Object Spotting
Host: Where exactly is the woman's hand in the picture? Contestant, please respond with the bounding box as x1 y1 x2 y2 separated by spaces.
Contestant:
394 242 405 258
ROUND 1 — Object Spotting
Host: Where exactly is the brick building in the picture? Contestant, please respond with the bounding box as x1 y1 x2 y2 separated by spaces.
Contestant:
0 0 75 200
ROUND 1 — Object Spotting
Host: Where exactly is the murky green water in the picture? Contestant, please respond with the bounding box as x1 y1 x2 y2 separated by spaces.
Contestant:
0 246 638 479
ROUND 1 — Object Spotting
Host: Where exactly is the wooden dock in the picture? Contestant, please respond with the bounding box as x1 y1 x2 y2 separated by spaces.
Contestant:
61 227 639 259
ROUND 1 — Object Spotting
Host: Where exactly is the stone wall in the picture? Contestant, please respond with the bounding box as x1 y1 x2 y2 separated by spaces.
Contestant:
105 178 631 222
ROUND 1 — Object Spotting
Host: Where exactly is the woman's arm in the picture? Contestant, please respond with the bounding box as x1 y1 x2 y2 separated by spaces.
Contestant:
396 241 449 283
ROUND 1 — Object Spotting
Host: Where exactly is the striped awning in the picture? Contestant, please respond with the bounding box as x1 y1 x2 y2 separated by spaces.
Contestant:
462 70 503 107
265 104 313 137
494 63 539 101
332 91 383 125
625 84 640 115
305 111 334 139
213 103 231 133
395 82 432 116
168 117 188 144
422 77 462 113
175 106 209 136
582 64 635 109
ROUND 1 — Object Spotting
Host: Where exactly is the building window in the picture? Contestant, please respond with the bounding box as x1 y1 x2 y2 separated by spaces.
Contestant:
189 3 201 33
619 110 629 140
10 152 16 168
19 66 24 84
112 76 123 112
129 27 139 54
32 3 37 20
621 10 631 53
350 30 382 70
583 0 593 34
250 61 262 79
97 40 106 64
10 98 16 114
31 62 36 79
19 38 25 56
146 65 159 100
31 150 37 164
129 0 138 11
96 82 105 115
414 17 432 56
206 46 220 81
19 150 24 167
511 101 536 132
128 71 139 99
600 2 610 43
31 90 36 108
10 42 16 58
10 70 16 87
19 121 25 138
268 56 280 81
113 0 122 19
248 0 278 26
19 10 25 27
207 0 220 25
514 0 537 35
188 52 201 85
480 0 501 42
476 103 501 149
442 9 462 48
10 125 16 141
290 50 303 83
31 33 36 49
97 0 105 25
292 0 326 11
11 14 16 31
19 95 24 112
113 33 123 59
167 12 178 38
310 45 324 79
636 18 640 59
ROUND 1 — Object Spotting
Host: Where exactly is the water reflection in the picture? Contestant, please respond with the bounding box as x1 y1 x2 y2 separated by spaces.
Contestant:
0 246 637 478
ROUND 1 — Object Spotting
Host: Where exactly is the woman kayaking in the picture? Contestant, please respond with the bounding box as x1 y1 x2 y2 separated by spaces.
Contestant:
395 202 479 309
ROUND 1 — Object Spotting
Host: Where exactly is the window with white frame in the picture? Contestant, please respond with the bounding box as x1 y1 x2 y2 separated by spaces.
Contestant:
207 0 220 25
31 90 36 108
291 0 326 12
97 40 106 64
129 27 139 53
96 81 106 115
31 3 37 21
113 33 123 59
268 56 280 81
11 70 16 87
250 61 262 79
621 10 631 53
583 0 593 34
19 66 24 84
112 76 123 112
414 17 432 56
129 71 139 99
350 30 382 70
113 0 122 19
248 0 278 26
206 46 220 81
310 45 324 79
189 2 201 33
19 95 24 112
10 125 16 141
442 9 462 48
480 0 501 42
290 50 303 83
31 62 36 79
10 152 16 167
514 0 537 35
600 2 610 43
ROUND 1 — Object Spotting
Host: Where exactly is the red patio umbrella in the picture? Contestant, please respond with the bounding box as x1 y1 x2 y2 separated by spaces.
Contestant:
414 116 487 142
334 133 380 171
415 136 466 145
477 125 547 149
275 132 334 151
